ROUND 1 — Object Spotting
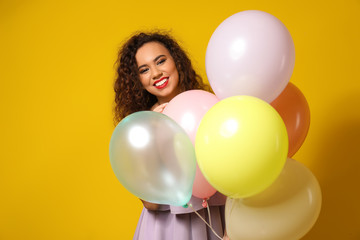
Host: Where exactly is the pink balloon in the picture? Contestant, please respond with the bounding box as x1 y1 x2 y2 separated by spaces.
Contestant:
206 10 295 103
163 90 219 199
193 165 217 200
163 90 219 143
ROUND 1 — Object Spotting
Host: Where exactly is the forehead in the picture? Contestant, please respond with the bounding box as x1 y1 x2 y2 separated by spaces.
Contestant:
135 42 171 64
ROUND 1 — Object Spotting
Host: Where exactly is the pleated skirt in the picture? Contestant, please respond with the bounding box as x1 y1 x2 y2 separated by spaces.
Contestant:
133 205 225 240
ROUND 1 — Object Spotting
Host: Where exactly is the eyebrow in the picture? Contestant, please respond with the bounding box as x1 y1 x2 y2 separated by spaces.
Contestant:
138 55 166 70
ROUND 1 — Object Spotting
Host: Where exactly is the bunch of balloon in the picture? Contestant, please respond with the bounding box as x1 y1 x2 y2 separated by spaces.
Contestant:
163 90 219 200
197 10 322 239
109 111 196 206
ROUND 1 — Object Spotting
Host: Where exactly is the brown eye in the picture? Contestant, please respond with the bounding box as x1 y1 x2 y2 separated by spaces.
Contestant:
139 68 149 74
157 58 166 65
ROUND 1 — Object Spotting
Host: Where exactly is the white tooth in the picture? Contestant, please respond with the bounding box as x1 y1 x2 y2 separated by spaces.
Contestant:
155 79 167 86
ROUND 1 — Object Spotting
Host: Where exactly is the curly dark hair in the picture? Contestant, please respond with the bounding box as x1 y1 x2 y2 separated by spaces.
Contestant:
113 31 209 124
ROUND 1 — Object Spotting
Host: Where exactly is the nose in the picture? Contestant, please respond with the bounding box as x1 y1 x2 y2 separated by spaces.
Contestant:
152 67 163 80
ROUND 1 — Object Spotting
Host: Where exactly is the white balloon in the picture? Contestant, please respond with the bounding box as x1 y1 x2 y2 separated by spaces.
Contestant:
206 10 295 102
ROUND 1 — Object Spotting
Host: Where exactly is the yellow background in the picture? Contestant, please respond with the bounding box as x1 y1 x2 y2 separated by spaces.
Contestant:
1 0 359 239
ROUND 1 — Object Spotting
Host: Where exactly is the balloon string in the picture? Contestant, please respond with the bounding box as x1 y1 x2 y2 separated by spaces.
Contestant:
206 200 212 227
188 203 222 240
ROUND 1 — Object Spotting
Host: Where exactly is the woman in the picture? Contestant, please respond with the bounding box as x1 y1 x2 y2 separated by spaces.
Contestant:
114 31 227 240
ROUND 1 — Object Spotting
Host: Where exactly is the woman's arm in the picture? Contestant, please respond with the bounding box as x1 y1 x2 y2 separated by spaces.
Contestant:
140 102 168 211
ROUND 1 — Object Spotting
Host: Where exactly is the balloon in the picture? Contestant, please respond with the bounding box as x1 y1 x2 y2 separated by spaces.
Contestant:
271 82 310 157
206 10 295 102
163 90 219 144
191 164 217 199
163 90 219 199
109 111 196 206
195 96 288 198
225 158 322 240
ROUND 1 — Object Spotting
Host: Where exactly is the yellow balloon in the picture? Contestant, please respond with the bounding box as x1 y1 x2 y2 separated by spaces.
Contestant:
195 96 288 198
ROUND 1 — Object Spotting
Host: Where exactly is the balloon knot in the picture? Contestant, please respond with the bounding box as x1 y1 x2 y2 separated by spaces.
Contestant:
202 199 208 208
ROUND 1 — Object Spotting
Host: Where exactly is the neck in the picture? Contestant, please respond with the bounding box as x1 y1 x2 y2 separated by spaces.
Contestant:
157 89 181 105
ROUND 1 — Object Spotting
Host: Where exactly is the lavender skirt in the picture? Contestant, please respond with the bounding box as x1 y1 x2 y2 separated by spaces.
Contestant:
133 193 226 240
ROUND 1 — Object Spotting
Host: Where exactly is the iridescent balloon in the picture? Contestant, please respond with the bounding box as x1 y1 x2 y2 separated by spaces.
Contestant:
109 111 196 206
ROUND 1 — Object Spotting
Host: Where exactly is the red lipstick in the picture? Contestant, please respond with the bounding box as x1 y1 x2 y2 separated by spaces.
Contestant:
153 77 169 89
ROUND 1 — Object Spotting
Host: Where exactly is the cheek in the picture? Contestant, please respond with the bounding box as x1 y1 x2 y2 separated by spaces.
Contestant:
139 76 148 87
173 67 179 82
170 63 179 77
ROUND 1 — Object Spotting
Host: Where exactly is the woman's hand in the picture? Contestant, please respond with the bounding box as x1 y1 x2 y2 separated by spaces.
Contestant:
140 199 160 211
152 103 168 113
222 230 230 240
222 234 230 240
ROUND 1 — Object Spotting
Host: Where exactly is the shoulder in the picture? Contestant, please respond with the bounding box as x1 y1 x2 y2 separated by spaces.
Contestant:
150 102 160 111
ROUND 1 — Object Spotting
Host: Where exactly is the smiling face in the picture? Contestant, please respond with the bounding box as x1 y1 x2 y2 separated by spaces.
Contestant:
135 41 180 105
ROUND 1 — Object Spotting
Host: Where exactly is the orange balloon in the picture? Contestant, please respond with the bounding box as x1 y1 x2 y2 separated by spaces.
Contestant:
271 83 310 157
